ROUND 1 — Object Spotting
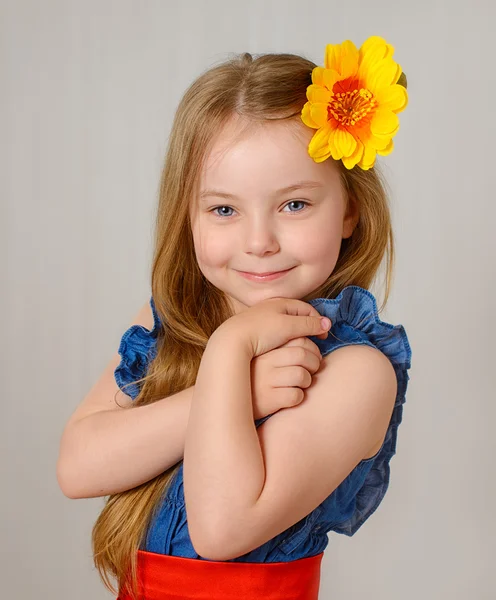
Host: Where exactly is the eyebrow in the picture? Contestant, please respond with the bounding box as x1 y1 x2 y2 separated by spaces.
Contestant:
200 180 324 202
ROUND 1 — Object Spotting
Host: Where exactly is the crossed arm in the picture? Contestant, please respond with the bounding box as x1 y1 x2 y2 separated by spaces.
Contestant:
183 328 397 561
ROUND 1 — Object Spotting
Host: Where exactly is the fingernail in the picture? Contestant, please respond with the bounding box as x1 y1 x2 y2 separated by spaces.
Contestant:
321 318 331 330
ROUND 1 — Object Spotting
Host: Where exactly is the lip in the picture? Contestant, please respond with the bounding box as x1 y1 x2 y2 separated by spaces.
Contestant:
237 267 295 282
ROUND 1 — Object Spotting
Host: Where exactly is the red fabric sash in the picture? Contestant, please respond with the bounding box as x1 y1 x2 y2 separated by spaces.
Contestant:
117 549 324 600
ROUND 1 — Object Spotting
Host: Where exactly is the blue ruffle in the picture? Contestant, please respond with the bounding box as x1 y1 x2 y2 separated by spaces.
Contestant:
305 285 412 536
114 297 161 400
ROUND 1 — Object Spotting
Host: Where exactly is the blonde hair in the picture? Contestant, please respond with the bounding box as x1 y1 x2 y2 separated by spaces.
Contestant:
92 51 404 598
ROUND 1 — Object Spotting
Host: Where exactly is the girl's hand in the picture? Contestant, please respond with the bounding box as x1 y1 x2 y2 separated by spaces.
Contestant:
222 296 332 359
250 336 324 421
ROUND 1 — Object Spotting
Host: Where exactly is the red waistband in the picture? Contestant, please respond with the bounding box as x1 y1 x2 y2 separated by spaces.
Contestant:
117 549 324 600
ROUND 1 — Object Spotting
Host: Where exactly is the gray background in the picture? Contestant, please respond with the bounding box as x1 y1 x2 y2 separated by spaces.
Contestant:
2 0 494 598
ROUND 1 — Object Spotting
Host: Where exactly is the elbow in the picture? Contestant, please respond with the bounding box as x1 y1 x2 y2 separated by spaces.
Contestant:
188 520 232 562
192 541 239 562
56 457 83 499
56 436 90 499
191 541 227 562
57 459 100 499
57 423 93 499
56 452 116 499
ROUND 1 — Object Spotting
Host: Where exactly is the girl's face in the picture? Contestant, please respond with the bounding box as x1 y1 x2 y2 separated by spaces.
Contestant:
189 116 358 315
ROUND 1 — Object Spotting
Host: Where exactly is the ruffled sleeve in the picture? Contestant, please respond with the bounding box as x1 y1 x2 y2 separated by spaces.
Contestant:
305 285 413 536
114 296 161 401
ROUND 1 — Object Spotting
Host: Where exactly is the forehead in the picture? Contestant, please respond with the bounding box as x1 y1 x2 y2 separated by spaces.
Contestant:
200 116 340 195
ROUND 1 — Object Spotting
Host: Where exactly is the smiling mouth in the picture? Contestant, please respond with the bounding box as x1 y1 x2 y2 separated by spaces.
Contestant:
236 267 295 281
238 267 294 276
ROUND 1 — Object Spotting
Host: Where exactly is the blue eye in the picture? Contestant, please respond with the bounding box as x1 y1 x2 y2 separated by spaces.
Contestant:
210 200 309 219
212 206 235 218
284 200 308 213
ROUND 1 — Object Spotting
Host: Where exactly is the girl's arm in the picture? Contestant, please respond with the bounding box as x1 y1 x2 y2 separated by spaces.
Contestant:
183 328 261 555
57 300 194 499
57 382 194 499
182 300 328 558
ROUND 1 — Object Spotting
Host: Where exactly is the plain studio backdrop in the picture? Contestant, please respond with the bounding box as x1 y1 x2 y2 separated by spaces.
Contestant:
2 0 494 598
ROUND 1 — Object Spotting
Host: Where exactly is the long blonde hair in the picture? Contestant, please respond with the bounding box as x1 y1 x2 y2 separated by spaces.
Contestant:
92 51 404 598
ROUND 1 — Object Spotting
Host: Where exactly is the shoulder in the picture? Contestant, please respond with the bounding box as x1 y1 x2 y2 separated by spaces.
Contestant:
305 284 410 444
324 343 397 457
324 339 396 374
130 298 155 331
318 343 397 450
321 342 397 412
298 342 398 458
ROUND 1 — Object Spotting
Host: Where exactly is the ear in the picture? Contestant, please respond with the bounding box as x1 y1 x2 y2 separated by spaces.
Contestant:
342 194 360 239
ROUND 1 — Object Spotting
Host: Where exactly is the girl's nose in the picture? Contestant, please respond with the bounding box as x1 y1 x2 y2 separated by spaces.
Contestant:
242 222 280 256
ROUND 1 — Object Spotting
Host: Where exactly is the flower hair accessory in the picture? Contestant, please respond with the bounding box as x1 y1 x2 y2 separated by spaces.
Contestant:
301 35 408 170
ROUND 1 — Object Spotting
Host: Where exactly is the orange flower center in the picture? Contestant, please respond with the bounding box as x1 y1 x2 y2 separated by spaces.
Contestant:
328 88 378 127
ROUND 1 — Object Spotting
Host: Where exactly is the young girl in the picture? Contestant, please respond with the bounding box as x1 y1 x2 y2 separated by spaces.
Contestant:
57 35 412 600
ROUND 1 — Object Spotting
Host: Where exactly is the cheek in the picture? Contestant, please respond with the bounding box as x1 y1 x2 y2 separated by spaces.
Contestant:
293 220 342 264
194 225 234 267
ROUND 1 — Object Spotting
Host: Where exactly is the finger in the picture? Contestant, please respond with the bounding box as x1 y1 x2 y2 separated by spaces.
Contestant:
264 344 320 371
275 297 327 321
271 365 313 389
272 386 305 408
280 337 323 362
286 313 330 340
279 298 331 339
299 349 322 374
278 346 321 374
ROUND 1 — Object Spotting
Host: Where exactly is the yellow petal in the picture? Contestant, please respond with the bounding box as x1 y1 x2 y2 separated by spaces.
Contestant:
370 107 399 136
309 103 329 128
357 36 393 82
332 127 357 157
312 144 332 159
376 138 394 156
361 35 394 58
311 122 344 162
324 40 359 79
340 42 359 79
358 143 378 170
322 68 341 91
374 84 408 112
341 156 356 170
359 36 392 65
341 139 364 169
311 66 326 87
306 84 332 104
310 130 334 159
367 132 393 151
365 57 401 94
313 150 332 163
308 122 333 157
301 103 319 128
327 129 343 161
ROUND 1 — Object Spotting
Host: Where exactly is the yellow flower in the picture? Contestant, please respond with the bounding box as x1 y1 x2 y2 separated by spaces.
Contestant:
301 36 408 170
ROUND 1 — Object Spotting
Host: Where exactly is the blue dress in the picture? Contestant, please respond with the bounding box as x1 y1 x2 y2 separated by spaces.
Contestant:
114 286 412 562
